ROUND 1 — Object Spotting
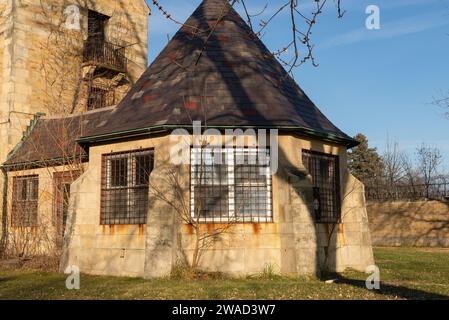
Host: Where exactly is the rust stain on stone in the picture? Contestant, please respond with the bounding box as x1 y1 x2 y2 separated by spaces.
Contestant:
117 225 127 234
205 223 215 234
109 225 115 235
252 223 261 235
186 224 194 235
138 224 145 236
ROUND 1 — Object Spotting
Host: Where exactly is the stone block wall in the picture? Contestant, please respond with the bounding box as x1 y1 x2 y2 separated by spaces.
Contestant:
61 133 374 278
367 200 449 247
0 0 149 245
60 136 163 277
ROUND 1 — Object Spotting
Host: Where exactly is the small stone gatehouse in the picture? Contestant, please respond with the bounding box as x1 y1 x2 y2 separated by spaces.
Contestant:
1 0 374 278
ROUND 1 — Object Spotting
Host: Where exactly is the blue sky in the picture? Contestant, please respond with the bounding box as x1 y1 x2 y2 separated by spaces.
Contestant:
146 0 449 170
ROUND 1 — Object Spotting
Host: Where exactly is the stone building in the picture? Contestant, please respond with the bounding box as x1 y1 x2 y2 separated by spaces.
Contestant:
1 0 374 277
0 0 149 253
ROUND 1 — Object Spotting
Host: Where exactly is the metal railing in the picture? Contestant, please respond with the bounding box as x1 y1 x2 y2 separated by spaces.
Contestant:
83 38 127 72
87 86 116 110
365 183 449 202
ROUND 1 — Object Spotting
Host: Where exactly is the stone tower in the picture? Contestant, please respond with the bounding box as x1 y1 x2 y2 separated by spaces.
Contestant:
0 0 150 164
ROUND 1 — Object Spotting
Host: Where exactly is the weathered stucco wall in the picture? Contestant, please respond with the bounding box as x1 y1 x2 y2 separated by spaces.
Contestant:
368 200 449 247
61 133 374 278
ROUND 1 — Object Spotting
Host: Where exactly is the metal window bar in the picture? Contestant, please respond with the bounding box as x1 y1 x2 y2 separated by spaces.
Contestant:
101 149 154 225
191 148 273 223
302 150 341 223
234 148 272 223
11 175 39 227
87 10 109 40
87 86 115 110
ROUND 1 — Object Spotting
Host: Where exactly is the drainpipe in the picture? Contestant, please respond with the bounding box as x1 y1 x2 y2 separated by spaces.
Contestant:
0 111 44 125
0 167 8 258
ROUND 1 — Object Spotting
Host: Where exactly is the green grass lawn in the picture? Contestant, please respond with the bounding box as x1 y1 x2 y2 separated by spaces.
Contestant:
0 247 448 300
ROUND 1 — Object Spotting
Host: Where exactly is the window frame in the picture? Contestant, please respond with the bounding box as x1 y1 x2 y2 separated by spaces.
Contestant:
100 148 154 225
11 175 39 228
302 149 341 224
87 10 110 41
190 147 273 223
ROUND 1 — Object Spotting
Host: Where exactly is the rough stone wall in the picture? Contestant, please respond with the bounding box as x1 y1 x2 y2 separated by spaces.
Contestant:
367 200 449 247
0 0 15 163
0 0 9 102
0 0 149 245
0 0 15 247
61 134 374 278
0 0 148 159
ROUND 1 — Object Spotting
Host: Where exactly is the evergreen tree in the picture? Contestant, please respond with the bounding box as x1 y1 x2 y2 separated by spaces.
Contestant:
348 134 384 187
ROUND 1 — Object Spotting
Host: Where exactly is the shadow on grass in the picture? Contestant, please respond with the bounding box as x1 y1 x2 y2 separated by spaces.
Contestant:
336 275 449 300
0 276 17 283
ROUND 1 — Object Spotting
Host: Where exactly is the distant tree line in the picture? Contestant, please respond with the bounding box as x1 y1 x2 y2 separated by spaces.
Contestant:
348 134 448 201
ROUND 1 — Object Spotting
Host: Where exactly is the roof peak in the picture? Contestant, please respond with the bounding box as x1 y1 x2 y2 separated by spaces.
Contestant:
80 0 353 146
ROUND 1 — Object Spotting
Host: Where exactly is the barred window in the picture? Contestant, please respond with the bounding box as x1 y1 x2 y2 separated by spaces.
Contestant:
12 175 39 227
191 148 272 223
87 86 115 111
101 149 154 225
88 10 109 40
302 150 341 223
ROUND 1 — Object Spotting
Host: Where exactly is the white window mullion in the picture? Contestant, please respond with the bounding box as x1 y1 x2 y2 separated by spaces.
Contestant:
266 164 272 219
126 155 133 219
227 148 235 220
190 148 197 220
106 159 111 189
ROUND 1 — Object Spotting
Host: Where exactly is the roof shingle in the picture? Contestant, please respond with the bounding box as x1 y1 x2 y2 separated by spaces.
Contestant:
3 108 114 168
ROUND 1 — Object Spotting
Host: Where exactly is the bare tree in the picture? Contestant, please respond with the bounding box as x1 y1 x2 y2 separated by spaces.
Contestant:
382 139 407 189
152 0 346 73
416 143 443 198
401 153 423 193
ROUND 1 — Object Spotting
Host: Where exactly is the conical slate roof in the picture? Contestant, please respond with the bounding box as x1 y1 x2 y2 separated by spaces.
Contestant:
81 0 355 146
